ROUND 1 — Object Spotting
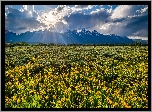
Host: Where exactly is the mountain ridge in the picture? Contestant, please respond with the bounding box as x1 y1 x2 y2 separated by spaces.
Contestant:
5 28 147 44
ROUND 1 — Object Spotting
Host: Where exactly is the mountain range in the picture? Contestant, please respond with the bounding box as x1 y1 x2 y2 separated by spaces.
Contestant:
5 28 148 44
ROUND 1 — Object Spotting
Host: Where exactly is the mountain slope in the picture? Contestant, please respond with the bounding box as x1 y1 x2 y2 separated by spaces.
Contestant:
5 29 136 44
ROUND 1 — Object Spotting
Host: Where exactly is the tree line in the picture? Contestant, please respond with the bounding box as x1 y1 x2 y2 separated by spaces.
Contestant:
5 42 148 47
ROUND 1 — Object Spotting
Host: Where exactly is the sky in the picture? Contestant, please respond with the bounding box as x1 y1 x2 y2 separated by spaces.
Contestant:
5 5 148 40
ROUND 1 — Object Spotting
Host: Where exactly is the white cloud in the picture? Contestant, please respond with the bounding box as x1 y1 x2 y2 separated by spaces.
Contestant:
23 5 27 10
128 36 148 40
23 5 34 12
141 6 148 14
111 5 147 19
75 5 93 10
111 5 132 19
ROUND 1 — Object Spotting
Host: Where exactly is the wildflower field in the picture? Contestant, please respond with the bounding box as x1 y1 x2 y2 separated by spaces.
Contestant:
5 45 148 108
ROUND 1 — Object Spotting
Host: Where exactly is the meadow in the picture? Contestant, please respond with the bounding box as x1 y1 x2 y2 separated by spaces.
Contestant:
5 45 148 108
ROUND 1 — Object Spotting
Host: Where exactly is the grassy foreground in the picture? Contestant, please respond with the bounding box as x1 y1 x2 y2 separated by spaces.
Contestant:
5 45 148 108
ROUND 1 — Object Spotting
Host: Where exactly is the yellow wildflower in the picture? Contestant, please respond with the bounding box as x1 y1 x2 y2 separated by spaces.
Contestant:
113 102 118 107
40 95 42 99
16 81 19 85
125 105 131 108
98 100 102 105
53 95 57 99
96 91 101 95
12 95 17 101
61 97 66 102
75 71 79 73
103 86 107 90
114 60 118 63
89 97 94 102
45 95 49 100
57 100 61 104
97 105 101 108
106 97 112 104
5 96 9 102
17 97 21 104
48 72 51 75
29 90 34 94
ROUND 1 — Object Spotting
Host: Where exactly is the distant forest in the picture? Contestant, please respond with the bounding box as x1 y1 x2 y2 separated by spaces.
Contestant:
5 42 148 47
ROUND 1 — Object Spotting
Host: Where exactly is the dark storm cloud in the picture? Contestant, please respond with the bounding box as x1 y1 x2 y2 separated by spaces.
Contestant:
91 9 111 21
105 17 127 23
16 27 27 30
125 15 148 29
101 14 148 38
5 7 47 34
63 8 111 30
122 15 148 37
105 14 147 26
63 13 93 29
